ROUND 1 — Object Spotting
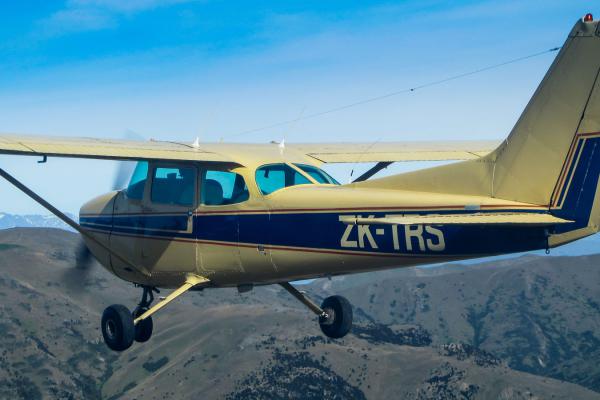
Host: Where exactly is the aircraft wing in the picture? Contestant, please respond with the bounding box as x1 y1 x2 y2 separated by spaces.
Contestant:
0 134 233 162
340 213 572 226
0 134 499 164
288 140 500 163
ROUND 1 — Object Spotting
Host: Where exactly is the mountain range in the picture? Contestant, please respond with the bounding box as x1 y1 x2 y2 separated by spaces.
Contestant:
0 227 599 399
0 213 75 231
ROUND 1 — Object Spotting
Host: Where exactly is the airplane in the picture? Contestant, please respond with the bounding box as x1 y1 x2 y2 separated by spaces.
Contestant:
0 15 598 352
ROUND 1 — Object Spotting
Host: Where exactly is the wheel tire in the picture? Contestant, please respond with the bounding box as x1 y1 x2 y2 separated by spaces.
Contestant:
133 308 153 343
101 304 135 352
319 295 353 339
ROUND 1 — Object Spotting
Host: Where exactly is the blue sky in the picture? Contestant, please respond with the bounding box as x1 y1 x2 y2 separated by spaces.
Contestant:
0 0 595 214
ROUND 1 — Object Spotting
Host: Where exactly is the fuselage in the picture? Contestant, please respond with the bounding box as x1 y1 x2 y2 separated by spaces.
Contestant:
79 160 552 289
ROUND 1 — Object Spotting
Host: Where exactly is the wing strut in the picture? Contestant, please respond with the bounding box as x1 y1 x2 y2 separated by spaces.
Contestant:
353 161 393 183
0 166 149 276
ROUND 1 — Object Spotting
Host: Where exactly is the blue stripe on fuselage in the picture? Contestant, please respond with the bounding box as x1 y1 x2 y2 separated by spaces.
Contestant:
240 212 547 255
81 213 193 239
81 208 550 256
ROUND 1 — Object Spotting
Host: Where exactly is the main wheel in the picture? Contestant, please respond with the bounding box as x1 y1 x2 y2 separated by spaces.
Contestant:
101 304 135 352
133 308 153 343
319 295 353 339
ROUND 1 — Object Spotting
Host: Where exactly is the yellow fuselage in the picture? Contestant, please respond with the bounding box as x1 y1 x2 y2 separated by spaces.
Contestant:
80 180 551 289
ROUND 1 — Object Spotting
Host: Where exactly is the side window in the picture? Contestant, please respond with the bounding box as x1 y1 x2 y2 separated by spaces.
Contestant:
126 161 148 200
201 170 249 206
151 166 196 207
256 165 285 195
255 164 311 195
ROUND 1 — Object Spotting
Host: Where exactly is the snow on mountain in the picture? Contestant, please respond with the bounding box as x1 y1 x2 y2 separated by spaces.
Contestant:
0 213 76 232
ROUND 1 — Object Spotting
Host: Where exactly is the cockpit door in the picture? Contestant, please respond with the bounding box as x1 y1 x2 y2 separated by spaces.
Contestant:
110 161 148 282
195 166 247 280
139 163 198 274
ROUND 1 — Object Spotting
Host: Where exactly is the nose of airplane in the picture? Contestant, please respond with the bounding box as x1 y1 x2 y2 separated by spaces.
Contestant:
79 191 119 222
78 190 119 271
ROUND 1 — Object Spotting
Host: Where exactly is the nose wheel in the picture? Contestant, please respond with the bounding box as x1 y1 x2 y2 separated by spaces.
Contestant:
132 286 157 343
133 308 154 343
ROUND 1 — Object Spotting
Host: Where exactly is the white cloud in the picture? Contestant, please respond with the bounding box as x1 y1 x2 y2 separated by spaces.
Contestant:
68 0 196 14
39 8 116 36
38 0 198 37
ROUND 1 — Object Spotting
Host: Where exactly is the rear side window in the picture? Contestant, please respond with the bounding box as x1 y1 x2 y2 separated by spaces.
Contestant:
201 170 249 206
126 161 148 200
255 164 311 195
151 166 196 207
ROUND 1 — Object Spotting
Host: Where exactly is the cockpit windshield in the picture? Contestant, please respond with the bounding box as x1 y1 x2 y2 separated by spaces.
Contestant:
255 164 311 195
293 164 340 185
255 163 339 195
126 161 148 200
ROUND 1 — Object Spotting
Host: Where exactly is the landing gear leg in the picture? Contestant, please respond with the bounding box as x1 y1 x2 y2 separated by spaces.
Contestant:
279 282 353 339
132 286 159 343
101 274 209 352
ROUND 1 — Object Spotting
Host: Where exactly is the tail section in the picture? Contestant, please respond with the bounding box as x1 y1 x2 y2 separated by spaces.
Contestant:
491 17 600 207
548 130 600 245
357 16 600 241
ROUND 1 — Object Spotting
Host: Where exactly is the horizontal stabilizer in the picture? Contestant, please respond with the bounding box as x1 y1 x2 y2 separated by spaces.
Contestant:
340 213 573 226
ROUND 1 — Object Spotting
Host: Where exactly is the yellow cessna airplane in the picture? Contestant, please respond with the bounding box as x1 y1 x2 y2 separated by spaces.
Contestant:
0 16 599 352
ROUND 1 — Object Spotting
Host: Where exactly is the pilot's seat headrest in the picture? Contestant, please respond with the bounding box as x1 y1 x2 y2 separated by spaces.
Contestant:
203 179 224 206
